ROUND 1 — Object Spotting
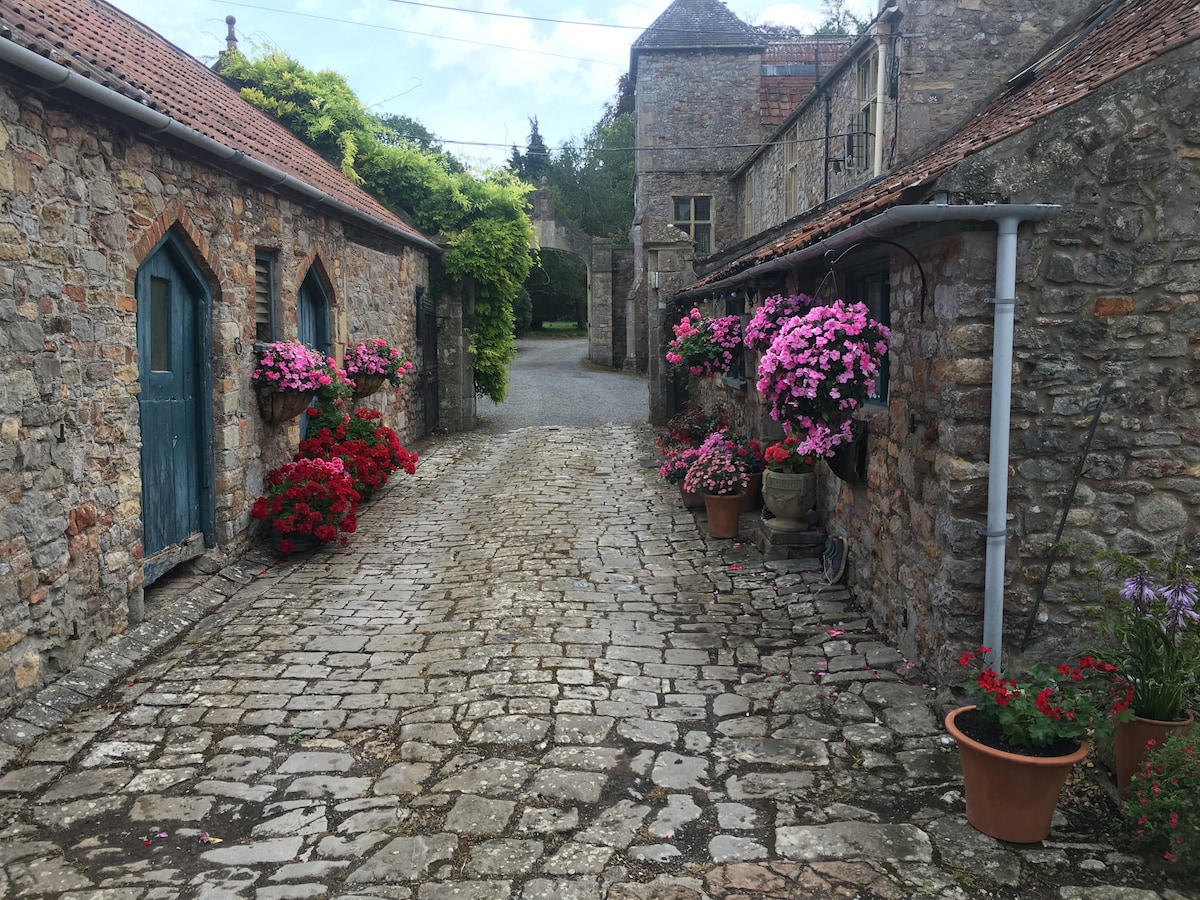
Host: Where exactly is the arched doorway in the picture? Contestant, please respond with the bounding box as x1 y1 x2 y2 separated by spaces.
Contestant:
297 266 331 437
136 232 215 585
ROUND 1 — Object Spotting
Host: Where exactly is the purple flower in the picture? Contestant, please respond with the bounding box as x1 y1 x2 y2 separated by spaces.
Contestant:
1121 569 1158 615
1161 577 1200 632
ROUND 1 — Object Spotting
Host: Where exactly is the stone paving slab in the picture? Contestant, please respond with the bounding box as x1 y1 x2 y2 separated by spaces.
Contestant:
0 425 1192 899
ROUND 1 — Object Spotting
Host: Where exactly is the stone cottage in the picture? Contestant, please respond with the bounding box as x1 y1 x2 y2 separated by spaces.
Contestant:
631 0 1200 672
0 0 463 707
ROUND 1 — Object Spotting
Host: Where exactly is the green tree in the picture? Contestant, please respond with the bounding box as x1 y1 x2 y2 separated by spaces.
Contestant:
216 48 532 402
508 116 550 184
526 250 587 329
545 112 635 242
814 0 868 35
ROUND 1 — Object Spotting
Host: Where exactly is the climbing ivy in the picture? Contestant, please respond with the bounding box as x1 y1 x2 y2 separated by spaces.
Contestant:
217 48 532 402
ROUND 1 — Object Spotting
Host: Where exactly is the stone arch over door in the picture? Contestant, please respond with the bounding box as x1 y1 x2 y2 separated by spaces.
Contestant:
528 185 624 368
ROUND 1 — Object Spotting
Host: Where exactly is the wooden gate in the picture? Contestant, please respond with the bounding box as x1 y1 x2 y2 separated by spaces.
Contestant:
418 286 439 430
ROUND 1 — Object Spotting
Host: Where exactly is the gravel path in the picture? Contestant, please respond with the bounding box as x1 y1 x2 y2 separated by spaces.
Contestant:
477 336 648 430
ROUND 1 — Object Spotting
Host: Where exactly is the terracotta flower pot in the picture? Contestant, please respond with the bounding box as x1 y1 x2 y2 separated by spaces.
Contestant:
944 705 1088 843
737 472 762 512
679 484 705 508
702 492 744 539
1113 711 1195 799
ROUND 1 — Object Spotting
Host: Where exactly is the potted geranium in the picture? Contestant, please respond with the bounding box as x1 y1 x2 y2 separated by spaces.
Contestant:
682 441 747 539
744 293 818 352
655 406 730 508
760 434 817 530
665 308 743 380
344 338 416 400
755 299 889 469
251 341 334 423
301 406 418 499
250 456 360 554
946 648 1134 843
1123 727 1199 875
1101 553 1200 797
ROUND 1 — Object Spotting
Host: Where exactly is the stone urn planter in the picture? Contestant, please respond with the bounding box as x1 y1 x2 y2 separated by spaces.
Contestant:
761 470 816 530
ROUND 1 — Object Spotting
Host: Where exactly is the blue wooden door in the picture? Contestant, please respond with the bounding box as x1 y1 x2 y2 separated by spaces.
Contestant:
297 270 330 437
137 239 211 584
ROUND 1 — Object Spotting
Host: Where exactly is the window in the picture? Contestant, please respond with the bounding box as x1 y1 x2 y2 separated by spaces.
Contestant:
848 52 878 171
784 125 800 218
254 251 276 343
672 196 712 253
848 267 890 401
742 172 755 239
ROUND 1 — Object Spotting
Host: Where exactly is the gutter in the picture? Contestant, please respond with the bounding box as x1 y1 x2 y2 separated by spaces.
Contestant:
0 39 442 255
682 200 1063 670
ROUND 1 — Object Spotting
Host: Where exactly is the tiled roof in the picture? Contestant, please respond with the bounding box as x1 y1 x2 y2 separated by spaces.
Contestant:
692 0 1200 290
632 0 762 51
0 0 435 249
759 39 851 127
759 76 815 127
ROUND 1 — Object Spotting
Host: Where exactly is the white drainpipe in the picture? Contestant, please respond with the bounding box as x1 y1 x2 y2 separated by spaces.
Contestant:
982 216 1022 670
872 28 888 177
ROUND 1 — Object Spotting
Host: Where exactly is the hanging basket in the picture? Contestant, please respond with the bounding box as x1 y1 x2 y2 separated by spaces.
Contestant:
827 419 868 485
255 383 316 424
351 373 388 400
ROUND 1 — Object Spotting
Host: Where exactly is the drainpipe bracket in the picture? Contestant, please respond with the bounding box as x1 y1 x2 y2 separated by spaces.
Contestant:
977 528 1010 539
984 296 1016 306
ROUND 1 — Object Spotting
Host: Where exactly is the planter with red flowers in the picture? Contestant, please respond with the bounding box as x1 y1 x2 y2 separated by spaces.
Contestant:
946 648 1134 843
251 456 359 554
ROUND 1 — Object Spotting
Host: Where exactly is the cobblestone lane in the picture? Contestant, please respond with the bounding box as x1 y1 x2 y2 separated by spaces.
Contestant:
0 426 1188 898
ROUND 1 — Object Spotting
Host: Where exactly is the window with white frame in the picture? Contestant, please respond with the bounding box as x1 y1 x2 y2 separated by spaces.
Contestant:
743 172 755 239
848 51 878 171
672 196 712 253
785 125 800 218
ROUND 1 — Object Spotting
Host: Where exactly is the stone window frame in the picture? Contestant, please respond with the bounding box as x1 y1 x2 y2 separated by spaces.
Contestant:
672 196 713 254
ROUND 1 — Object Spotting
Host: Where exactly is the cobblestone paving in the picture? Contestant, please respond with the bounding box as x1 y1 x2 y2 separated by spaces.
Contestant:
0 426 1190 898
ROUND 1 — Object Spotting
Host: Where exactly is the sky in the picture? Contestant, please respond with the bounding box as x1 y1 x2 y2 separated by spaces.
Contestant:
107 0 876 169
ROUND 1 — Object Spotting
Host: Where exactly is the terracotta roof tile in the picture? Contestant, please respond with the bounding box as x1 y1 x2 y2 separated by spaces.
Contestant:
693 0 1200 289
1 0 434 248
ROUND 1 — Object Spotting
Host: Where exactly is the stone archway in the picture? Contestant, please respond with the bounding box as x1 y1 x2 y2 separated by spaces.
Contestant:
528 184 629 368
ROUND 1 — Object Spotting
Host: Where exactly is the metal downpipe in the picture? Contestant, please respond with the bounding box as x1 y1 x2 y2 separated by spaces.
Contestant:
982 217 1020 670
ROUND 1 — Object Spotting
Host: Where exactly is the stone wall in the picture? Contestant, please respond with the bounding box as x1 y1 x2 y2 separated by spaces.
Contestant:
635 48 766 257
820 40 1200 674
0 80 431 708
891 0 1076 162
